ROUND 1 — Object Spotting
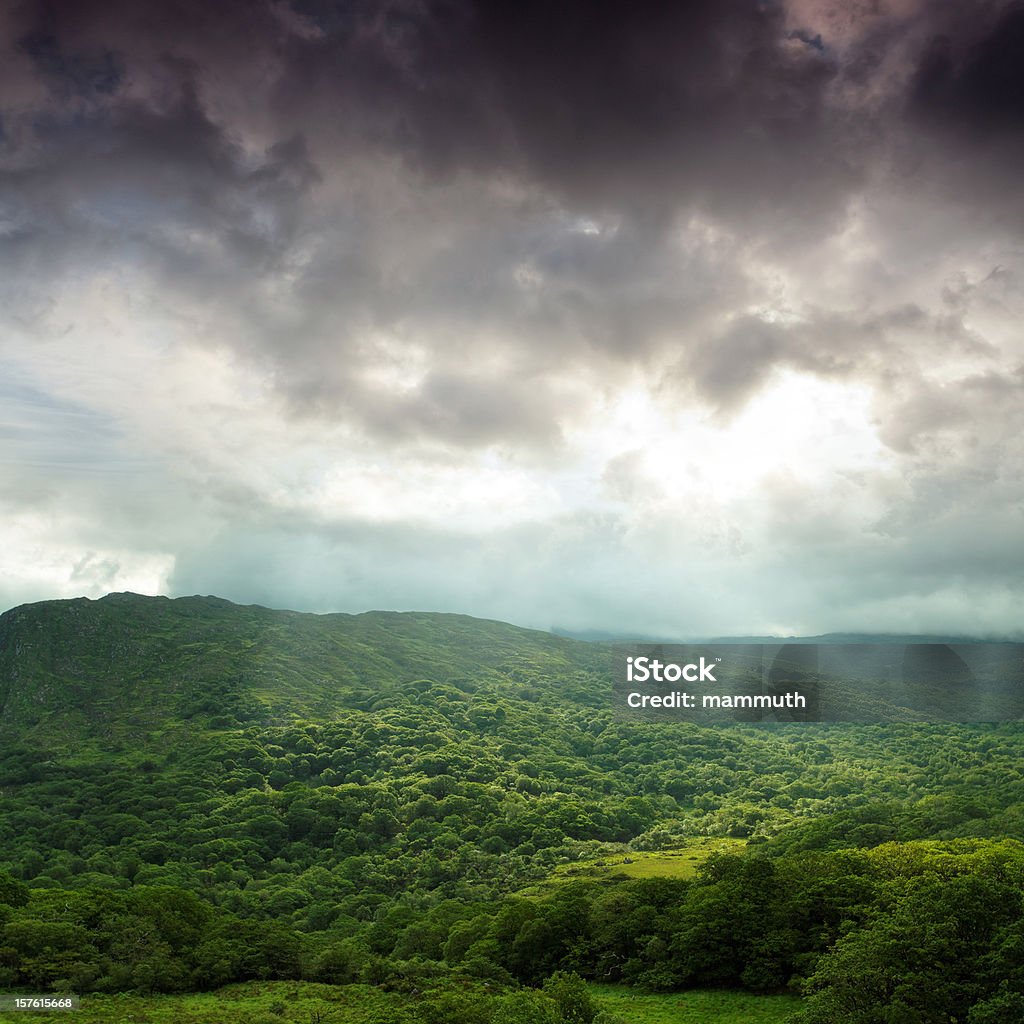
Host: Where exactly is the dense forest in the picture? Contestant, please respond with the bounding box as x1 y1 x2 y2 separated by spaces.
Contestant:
1 594 1023 1023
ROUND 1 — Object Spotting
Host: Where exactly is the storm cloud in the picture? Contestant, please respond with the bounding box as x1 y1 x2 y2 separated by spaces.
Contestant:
2 0 1023 636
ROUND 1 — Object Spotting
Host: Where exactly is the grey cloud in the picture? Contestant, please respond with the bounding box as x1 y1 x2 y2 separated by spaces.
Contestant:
910 3 1024 138
0 87 320 335
18 30 123 100
4 0 1024 635
684 318 792 414
674 298 999 422
0 3 932 409
284 365 574 449
1 6 849 318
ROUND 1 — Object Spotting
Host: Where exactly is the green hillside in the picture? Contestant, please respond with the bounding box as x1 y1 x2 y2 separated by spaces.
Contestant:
0 593 609 744
1 594 1023 1022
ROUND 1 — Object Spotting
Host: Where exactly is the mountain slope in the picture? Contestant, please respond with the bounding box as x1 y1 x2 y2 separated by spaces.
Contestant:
0 593 611 745
2 594 1023 1016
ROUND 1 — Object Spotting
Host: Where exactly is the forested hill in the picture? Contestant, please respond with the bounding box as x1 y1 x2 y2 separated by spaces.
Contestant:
2 594 1024 1020
1 593 1004 743
0 593 612 741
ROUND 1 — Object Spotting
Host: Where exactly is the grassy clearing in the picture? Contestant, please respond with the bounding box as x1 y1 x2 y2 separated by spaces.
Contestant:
526 837 746 893
591 984 800 1023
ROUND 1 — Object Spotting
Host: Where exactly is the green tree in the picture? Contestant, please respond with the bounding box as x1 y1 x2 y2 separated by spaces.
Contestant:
543 971 598 1024
491 990 560 1024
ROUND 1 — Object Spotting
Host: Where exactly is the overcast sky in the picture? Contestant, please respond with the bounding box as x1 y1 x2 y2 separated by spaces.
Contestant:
2 0 1023 637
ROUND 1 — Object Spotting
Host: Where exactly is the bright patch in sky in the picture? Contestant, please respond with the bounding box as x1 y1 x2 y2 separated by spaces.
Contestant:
0 515 174 604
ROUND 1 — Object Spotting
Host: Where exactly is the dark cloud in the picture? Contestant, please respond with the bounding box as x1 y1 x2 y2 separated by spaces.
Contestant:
18 30 123 99
911 2 1024 136
3 0 1024 634
466 1 843 207
0 0 968 423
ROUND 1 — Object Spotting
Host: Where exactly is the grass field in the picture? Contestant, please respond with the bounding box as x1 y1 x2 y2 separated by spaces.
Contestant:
532 837 747 892
0 983 410 1024
0 980 802 1024
591 984 800 1023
